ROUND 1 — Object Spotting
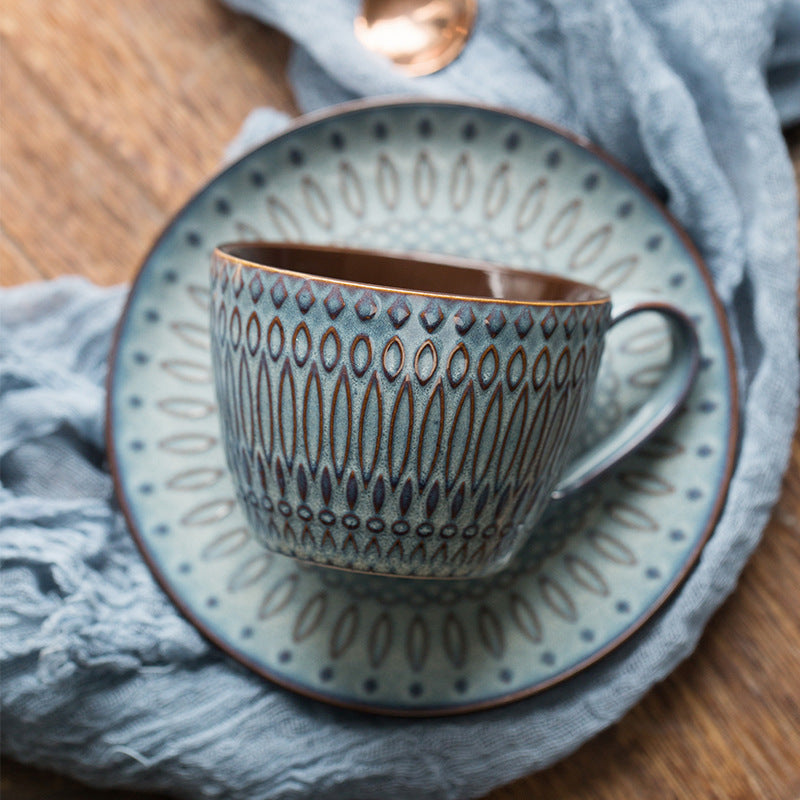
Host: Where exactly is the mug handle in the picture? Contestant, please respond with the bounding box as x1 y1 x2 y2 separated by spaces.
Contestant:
550 298 700 501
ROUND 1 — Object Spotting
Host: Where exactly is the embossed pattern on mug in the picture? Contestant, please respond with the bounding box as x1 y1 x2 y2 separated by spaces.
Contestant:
210 255 611 577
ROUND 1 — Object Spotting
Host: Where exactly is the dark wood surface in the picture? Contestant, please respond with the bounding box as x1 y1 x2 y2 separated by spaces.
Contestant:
2 3 799 798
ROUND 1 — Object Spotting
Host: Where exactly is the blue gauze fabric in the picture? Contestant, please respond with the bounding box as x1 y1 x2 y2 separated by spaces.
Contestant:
2 1 799 798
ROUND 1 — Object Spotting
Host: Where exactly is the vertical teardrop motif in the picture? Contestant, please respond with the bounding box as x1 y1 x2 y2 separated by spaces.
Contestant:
445 380 475 494
339 160 365 217
449 152 473 211
303 363 323 478
358 372 383 485
483 162 511 219
300 175 334 230
368 611 392 668
515 177 548 232
237 350 255 455
377 153 400 210
267 195 303 240
256 353 274 466
471 382 503 492
278 359 297 472
388 376 414 489
406 614 430 672
544 198 582 249
568 223 613 271
414 150 436 208
443 612 467 668
221 350 239 442
596 254 638 290
516 385 551 487
496 383 529 492
417 379 444 491
330 366 352 482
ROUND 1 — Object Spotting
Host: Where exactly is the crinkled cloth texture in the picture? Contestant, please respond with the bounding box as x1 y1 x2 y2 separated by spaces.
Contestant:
2 1 799 798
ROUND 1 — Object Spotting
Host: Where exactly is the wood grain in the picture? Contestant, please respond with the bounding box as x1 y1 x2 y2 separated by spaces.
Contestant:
1 3 798 799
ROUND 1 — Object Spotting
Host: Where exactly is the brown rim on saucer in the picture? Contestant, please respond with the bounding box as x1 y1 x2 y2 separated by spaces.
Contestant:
216 241 611 306
106 97 740 717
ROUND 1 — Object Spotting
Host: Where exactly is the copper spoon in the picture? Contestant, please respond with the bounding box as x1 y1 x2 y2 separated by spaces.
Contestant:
354 0 477 77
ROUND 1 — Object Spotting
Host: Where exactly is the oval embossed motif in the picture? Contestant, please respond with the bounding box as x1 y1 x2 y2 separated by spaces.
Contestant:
569 223 613 271
477 605 505 658
157 397 216 419
350 334 373 377
450 152 473 211
587 529 637 565
278 359 297 471
515 177 548 231
158 433 218 455
484 162 511 219
478 345 498 390
446 342 470 387
330 367 353 482
443 612 468 668
510 592 543 643
414 150 436 208
417 379 444 490
388 377 414 489
339 160 365 217
618 470 675 495
227 552 274 592
292 321 312 367
564 554 609 596
320 327 341 372
358 372 383 484
246 312 261 356
368 611 393 668
268 318 284 361
406 614 429 672
180 498 236 527
303 363 323 477
506 345 527 390
414 339 438 385
544 198 582 250
201 527 250 560
382 335 405 381
329 604 359 659
445 380 475 494
471 382 503 491
166 467 224 492
596 254 639 290
186 284 210 313
605 500 659 532
256 353 274 465
170 321 208 350
267 195 303 240
496 384 529 491
301 175 333 230
377 153 400 210
539 574 577 621
160 359 211 384
238 352 255 453
292 591 327 642
258 572 299 619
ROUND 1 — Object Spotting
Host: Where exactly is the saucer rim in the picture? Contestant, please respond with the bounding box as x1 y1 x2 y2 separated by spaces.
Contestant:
105 97 739 717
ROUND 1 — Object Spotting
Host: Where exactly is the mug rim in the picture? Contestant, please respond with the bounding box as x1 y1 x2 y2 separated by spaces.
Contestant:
214 241 611 308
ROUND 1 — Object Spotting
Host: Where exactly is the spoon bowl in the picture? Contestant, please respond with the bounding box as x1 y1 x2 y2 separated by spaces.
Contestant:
354 0 477 76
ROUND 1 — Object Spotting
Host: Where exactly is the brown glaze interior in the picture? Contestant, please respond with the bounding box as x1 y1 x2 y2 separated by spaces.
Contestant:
218 242 609 304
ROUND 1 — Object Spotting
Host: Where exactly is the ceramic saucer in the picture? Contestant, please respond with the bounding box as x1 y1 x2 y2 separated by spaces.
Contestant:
107 100 737 716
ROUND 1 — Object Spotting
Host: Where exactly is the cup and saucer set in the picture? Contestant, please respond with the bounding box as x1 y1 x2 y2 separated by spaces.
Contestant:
107 100 737 716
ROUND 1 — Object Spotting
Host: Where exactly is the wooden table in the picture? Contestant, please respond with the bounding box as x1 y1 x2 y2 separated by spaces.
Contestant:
2 3 799 798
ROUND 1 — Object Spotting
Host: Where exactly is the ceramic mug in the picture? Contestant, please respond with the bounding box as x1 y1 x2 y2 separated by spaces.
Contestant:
210 242 699 579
